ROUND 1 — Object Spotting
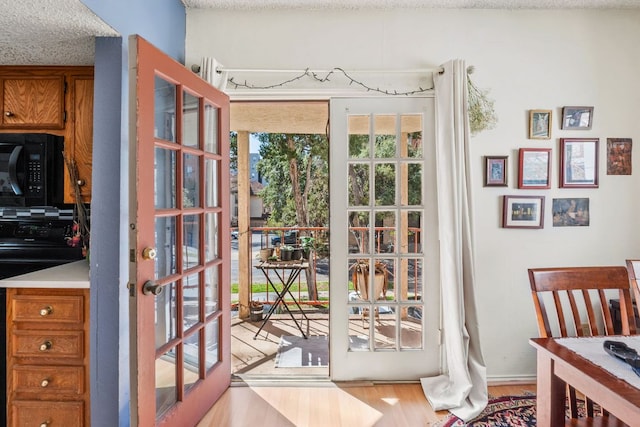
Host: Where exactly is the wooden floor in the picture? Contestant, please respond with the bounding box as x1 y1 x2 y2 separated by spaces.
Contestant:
197 382 537 427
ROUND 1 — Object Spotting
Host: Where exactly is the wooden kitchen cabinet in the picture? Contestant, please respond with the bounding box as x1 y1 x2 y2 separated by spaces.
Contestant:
0 66 94 203
6 288 90 426
1 75 65 129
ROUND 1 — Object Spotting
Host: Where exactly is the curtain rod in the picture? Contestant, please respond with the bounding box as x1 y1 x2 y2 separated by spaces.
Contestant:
214 66 444 74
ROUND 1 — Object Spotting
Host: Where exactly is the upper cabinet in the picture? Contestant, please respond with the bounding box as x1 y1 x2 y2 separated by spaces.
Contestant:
0 67 93 204
1 75 65 129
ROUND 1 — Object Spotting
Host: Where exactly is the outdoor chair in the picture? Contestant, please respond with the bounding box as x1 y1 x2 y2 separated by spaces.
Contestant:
528 266 637 424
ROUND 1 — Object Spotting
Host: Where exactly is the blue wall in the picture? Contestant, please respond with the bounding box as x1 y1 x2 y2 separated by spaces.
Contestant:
80 1 186 426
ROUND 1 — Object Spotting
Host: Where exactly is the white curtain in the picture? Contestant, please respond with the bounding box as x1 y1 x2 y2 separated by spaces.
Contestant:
420 59 488 422
200 57 228 91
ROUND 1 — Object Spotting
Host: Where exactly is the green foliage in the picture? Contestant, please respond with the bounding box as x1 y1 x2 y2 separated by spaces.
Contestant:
256 132 329 227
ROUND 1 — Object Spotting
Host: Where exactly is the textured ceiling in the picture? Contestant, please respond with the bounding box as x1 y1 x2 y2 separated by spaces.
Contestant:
1 0 638 66
181 0 640 9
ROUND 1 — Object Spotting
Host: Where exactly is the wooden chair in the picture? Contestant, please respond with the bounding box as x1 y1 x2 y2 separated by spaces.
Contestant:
528 266 636 425
626 259 640 311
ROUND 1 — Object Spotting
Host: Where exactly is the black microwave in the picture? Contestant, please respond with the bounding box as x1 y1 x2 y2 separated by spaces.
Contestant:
0 133 64 207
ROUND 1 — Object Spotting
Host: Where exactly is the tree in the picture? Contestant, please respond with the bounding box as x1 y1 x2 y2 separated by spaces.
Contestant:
256 132 329 301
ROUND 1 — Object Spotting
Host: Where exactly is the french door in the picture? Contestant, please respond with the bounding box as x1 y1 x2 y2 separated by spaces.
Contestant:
129 35 231 426
329 97 440 380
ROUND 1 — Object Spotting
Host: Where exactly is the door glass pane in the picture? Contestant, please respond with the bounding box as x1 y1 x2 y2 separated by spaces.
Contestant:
348 313 369 352
205 319 220 370
156 282 177 349
402 211 422 255
182 91 199 148
375 163 395 206
401 306 423 349
348 163 369 206
374 315 396 350
378 258 394 303
348 211 370 254
204 212 219 262
205 158 219 208
156 347 177 417
183 153 200 208
204 103 219 153
155 216 177 279
154 148 176 209
204 266 219 317
401 258 423 302
375 211 395 254
406 163 422 206
183 273 200 332
183 214 200 270
184 332 200 392
401 115 423 159
374 114 396 159
348 115 370 158
154 76 176 142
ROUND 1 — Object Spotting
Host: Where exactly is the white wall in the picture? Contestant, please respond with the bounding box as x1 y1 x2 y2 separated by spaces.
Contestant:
185 8 640 381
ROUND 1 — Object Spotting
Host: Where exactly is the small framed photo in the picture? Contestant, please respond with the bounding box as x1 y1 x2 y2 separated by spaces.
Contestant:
552 198 590 227
518 148 551 189
561 106 594 130
560 138 599 188
502 195 545 229
484 156 508 187
529 110 552 139
606 138 632 175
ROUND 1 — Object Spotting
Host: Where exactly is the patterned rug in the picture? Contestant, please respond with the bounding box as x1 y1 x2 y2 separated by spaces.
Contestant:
435 394 598 426
435 395 536 427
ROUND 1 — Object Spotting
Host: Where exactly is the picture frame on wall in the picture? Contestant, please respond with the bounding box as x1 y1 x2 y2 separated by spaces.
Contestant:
559 138 599 188
484 155 508 186
552 198 590 227
502 195 545 229
518 148 551 189
606 138 632 175
529 109 552 139
561 106 594 130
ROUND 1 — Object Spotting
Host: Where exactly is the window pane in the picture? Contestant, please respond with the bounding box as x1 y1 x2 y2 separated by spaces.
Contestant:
156 347 177 417
205 319 220 370
348 211 370 254
375 211 395 254
401 114 423 159
155 282 177 348
183 214 200 270
154 148 176 209
205 158 219 208
182 91 199 148
155 216 176 279
406 163 422 206
375 163 395 206
184 332 200 392
348 163 369 207
154 76 176 142
183 273 200 332
183 153 200 208
374 114 396 159
204 265 219 317
204 212 219 261
348 115 370 158
204 103 219 153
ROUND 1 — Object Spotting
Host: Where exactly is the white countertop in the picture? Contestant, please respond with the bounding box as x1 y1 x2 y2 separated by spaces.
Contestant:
0 260 90 289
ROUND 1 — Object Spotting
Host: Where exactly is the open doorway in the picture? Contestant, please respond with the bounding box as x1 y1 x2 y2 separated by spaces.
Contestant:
229 101 331 379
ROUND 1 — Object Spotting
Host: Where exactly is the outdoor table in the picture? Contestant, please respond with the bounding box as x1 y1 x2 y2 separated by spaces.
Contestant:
253 260 310 339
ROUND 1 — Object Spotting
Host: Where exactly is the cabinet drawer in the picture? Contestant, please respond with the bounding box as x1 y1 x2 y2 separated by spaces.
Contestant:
11 295 84 324
12 330 84 359
10 400 83 427
12 365 84 395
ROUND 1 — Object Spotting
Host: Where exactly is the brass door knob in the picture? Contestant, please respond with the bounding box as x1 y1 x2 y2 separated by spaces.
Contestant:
142 247 157 260
142 280 164 296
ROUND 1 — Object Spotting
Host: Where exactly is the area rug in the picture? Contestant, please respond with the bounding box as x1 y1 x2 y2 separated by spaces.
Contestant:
435 395 536 427
435 394 597 427
274 335 328 368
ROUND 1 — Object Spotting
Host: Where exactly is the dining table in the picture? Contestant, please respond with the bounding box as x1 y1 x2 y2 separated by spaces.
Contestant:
530 336 640 426
253 260 310 340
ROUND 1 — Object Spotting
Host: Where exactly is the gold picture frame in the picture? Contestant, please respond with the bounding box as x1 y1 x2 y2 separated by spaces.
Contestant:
529 109 552 139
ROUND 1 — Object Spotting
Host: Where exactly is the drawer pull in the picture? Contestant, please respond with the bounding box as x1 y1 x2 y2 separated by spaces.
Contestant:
40 306 53 316
39 340 53 351
40 422 50 427
5 111 14 117
41 378 50 388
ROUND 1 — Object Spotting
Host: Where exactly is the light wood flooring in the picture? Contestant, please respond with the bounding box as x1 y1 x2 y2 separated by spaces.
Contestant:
197 382 537 427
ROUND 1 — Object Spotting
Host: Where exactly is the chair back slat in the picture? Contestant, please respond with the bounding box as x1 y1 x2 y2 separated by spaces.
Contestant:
626 259 640 308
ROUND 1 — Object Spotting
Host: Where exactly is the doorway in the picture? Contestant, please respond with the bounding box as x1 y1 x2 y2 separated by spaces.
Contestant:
229 101 331 379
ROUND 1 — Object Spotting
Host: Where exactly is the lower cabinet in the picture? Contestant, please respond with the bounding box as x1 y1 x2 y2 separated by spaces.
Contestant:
6 288 89 426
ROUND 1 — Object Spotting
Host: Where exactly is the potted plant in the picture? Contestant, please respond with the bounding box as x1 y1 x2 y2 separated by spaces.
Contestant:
280 245 294 261
249 300 264 322
300 236 316 260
